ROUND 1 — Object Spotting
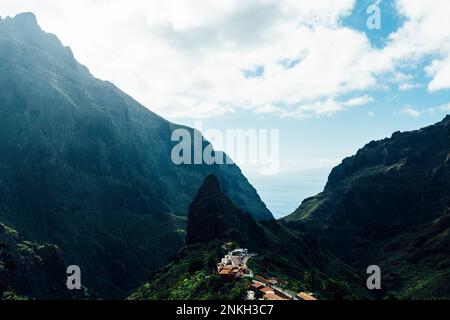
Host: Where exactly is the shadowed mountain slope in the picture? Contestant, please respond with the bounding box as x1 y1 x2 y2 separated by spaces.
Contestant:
0 12 271 298
186 174 268 249
284 116 450 299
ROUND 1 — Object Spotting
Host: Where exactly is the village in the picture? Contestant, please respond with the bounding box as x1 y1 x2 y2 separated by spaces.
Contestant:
216 245 317 301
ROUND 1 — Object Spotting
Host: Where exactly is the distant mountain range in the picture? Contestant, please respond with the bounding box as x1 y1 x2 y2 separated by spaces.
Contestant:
0 12 271 299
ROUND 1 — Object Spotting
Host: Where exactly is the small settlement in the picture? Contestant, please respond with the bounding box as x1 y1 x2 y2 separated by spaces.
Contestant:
217 245 318 301
216 248 255 279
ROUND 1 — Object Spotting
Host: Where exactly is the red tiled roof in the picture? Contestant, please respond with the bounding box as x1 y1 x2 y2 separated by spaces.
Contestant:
260 287 274 294
264 293 288 301
297 292 318 300
251 283 263 289
218 269 232 275
218 266 246 277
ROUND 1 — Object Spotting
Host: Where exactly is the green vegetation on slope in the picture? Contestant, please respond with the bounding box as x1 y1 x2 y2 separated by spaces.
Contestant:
0 223 84 300
128 242 250 300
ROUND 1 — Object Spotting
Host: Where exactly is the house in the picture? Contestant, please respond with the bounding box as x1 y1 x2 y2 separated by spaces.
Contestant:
217 247 256 279
218 265 249 279
218 267 234 278
251 281 264 290
297 292 318 300
255 276 270 285
259 287 275 295
263 293 289 301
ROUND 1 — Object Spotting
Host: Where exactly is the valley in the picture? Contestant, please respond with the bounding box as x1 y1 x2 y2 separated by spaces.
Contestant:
0 12 449 301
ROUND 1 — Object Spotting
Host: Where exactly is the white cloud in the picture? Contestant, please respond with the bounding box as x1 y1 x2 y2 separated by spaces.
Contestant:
424 102 450 114
386 0 450 91
395 102 450 118
437 103 450 112
400 107 421 117
281 99 344 119
399 82 421 91
1 0 449 119
279 95 373 119
426 57 450 91
254 104 283 115
341 95 374 107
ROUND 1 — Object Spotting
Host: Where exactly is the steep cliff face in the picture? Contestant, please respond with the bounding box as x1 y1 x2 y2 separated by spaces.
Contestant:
0 12 271 298
284 116 450 298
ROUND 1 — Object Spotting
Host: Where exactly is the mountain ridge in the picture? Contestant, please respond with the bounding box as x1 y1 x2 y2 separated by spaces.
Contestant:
0 12 272 298
284 115 450 299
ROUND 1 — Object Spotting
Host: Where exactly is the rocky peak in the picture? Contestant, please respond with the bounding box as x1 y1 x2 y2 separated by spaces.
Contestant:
0 12 77 71
196 173 222 195
186 174 267 249
2 12 41 36
8 12 38 26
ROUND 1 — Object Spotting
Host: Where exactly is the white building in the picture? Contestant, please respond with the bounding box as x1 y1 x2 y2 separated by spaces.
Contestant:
231 248 248 256
246 291 255 300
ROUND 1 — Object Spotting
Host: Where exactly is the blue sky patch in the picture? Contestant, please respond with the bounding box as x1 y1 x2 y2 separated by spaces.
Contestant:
242 65 265 78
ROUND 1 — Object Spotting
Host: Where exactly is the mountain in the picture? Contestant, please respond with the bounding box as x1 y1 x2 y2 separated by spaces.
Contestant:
0 12 272 298
284 116 450 299
130 174 365 300
186 174 267 249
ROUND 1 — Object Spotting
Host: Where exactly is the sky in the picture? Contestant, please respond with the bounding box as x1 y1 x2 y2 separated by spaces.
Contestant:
1 0 450 217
